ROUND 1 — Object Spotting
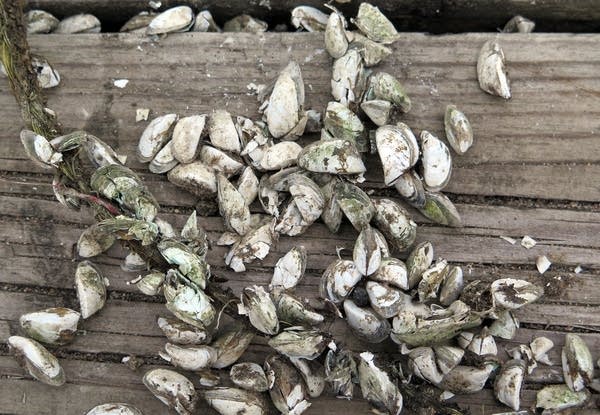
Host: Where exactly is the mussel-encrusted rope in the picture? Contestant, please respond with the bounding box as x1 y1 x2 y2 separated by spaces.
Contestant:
0 0 60 138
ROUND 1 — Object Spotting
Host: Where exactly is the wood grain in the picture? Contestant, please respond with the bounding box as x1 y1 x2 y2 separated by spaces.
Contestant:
1 31 600 415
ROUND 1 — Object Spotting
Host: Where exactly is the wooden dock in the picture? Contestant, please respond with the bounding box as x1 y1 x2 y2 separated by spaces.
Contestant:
1 29 599 414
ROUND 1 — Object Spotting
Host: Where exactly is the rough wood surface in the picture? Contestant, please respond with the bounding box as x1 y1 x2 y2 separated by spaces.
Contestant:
1 32 599 414
23 0 600 32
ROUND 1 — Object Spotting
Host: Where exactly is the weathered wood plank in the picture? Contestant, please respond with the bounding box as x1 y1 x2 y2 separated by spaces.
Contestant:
22 0 600 32
2 33 600 201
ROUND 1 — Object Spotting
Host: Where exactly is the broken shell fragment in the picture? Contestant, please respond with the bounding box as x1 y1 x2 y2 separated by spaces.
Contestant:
55 14 101 33
193 10 221 32
444 105 473 155
230 363 270 392
298 139 366 175
494 359 526 410
167 161 217 195
157 316 210 345
77 223 116 258
217 174 252 235
352 3 398 44
530 336 554 365
8 336 65 386
562 333 594 392
503 15 535 33
536 384 590 412
211 324 254 369
172 114 206 164
143 368 197 415
291 6 328 32
138 113 178 162
241 285 279 335
159 343 217 371
491 278 544 310
289 357 326 398
366 73 411 113
536 255 552 274
358 352 403 415
268 328 328 360
488 310 519 340
209 109 242 154
25 10 59 33
344 299 391 344
320 259 363 304
325 11 349 59
420 130 452 192
163 273 215 328
19 307 80 346
406 241 434 289
146 6 194 35
477 40 511 99
203 387 268 415
259 142 302 170
361 99 392 126
325 349 357 399
224 14 268 33
372 198 417 252
418 191 462 227
75 260 107 319
440 363 498 394
434 345 464 375
20 130 62 168
408 347 444 385
225 222 276 272
331 49 365 106
237 167 259 205
31 56 60 89
85 403 143 415
417 259 448 302
265 354 311 415
272 246 307 289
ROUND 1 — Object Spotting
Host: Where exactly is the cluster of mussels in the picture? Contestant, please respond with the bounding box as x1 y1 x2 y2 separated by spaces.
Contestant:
6 3 597 415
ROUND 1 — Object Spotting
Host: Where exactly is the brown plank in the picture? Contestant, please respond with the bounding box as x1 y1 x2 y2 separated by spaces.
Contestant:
1 33 600 201
22 0 600 32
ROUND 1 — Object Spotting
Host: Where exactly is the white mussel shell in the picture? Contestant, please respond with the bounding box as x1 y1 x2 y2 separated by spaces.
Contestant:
259 141 302 170
353 226 382 276
370 257 408 290
298 139 366 175
372 198 417 252
324 11 348 58
488 310 519 340
276 292 325 326
562 333 594 392
530 336 554 365
264 62 305 139
77 223 116 258
536 384 590 412
20 129 62 168
143 368 197 414
85 403 143 415
477 40 511 99
217 174 252 235
230 363 269 392
440 363 498 394
420 130 452 192
31 56 60 89
204 387 267 415
351 3 398 44
146 6 194 35
237 167 259 205
444 104 473 155
433 345 464 375
361 99 392 126
149 139 178 174
466 328 497 356
289 357 326 398
138 114 178 162
271 246 307 289
394 170 426 208
120 11 156 33
418 191 462 227
159 343 217 371
375 124 417 186
344 299 391 344
225 223 276 272
494 359 526 410
167 161 217 195
75 260 107 319
335 181 375 231
417 260 448 302
223 15 268 33
8 336 65 386
19 307 80 345
25 10 59 34
265 354 311 415
193 10 221 32
291 6 328 32
209 109 242 154
406 241 434 289
439 265 464 306
172 114 206 163
320 259 363 304
55 14 101 33
267 329 328 360
408 347 444 385
241 285 279 335
357 352 403 415
366 281 410 319
210 325 254 369
157 316 211 345
331 49 365 105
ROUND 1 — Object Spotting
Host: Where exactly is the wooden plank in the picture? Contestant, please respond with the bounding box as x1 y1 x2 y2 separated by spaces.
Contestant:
22 0 600 32
1 33 600 201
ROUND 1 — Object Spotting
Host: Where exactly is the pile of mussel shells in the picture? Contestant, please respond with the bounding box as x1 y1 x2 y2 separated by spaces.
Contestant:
9 2 597 415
